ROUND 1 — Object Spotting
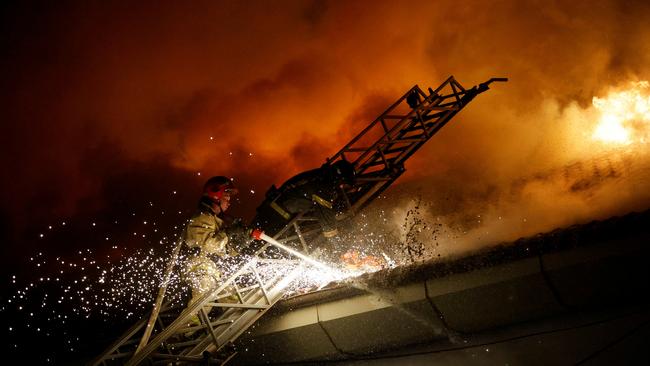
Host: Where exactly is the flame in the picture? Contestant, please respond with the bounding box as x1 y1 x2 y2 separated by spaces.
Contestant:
592 81 650 144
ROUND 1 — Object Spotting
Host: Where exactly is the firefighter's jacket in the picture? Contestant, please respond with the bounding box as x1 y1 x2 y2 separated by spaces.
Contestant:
181 198 235 282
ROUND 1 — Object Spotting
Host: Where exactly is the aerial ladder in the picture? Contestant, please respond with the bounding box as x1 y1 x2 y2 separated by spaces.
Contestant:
90 76 506 365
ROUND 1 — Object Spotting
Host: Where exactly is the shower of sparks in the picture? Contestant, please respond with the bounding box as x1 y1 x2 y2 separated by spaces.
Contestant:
593 81 650 144
3 195 412 364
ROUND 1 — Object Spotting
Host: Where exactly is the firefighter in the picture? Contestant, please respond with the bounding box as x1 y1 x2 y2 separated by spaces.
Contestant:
180 176 250 334
253 159 356 240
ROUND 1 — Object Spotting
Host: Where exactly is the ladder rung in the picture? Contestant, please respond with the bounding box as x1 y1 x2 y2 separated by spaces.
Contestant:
205 302 270 310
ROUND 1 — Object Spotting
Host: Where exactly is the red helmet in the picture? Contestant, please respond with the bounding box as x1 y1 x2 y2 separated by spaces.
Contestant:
203 176 238 201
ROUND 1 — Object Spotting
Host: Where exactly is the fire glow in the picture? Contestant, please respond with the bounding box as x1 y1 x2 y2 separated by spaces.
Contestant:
592 81 650 145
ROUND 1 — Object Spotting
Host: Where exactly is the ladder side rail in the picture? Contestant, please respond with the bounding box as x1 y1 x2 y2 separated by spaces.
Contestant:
133 238 184 355
89 317 149 366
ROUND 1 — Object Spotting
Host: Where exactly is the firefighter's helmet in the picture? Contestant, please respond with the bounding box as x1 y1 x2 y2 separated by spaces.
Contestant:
203 176 238 201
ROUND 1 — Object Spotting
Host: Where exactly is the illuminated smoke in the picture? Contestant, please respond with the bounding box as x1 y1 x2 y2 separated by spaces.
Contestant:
592 81 650 144
373 80 650 259
4 1 650 363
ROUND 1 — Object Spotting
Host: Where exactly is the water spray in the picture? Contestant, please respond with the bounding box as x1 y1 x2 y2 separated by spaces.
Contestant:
251 229 344 280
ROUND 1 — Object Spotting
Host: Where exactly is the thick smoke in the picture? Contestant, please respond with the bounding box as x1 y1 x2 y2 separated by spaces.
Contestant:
2 1 650 264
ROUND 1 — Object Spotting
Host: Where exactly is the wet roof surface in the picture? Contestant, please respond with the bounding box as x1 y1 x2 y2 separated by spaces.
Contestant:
275 208 650 311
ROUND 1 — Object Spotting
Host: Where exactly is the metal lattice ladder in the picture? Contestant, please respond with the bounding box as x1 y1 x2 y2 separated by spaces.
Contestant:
91 242 307 365
91 76 505 365
330 76 507 215
255 76 506 250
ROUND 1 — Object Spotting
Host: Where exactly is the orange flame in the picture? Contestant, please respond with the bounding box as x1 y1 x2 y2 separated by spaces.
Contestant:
592 81 650 144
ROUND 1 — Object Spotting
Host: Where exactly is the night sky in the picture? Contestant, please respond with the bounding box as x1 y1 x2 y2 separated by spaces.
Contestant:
2 1 650 364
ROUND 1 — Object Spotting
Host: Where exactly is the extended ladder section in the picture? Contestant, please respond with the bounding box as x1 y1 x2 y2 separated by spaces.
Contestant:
92 76 504 365
261 76 505 249
330 76 507 214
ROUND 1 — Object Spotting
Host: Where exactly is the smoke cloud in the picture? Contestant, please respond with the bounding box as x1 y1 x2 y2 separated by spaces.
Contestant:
2 1 650 266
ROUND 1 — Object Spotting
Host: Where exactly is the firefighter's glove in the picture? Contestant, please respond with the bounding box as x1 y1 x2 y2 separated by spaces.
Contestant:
240 229 265 255
226 221 254 254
